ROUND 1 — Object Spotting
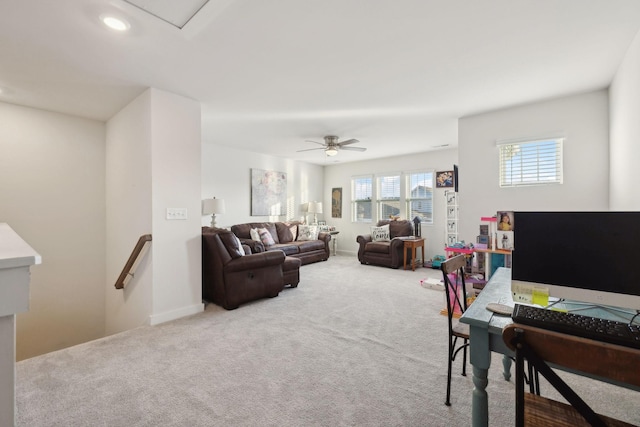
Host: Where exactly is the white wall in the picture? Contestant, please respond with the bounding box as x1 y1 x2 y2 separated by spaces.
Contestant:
458 90 610 243
105 91 153 334
106 88 203 335
323 149 458 260
149 89 203 325
610 29 640 210
0 102 106 360
201 144 324 227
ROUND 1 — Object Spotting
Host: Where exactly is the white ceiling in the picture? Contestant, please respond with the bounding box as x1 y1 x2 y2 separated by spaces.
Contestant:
2 0 640 165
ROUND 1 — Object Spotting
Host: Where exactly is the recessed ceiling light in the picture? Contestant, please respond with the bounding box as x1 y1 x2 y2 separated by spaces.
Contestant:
100 15 130 31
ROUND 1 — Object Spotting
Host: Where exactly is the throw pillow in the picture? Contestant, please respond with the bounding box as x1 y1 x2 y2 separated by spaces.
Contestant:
249 228 261 242
371 224 390 242
233 235 245 256
288 223 298 241
257 227 276 246
297 225 318 241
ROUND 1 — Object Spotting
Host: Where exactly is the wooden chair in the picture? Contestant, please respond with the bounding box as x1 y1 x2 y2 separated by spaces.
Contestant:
441 254 470 406
503 323 640 427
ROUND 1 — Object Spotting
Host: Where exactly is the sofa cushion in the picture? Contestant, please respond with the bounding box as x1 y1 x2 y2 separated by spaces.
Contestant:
365 241 391 254
217 231 245 259
297 225 318 241
371 224 390 242
269 243 300 256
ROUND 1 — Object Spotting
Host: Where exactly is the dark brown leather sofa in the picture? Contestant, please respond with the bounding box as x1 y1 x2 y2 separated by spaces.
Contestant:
202 227 301 310
231 221 331 265
356 220 414 269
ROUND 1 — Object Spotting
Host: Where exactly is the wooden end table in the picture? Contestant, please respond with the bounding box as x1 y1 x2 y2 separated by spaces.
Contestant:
403 237 425 271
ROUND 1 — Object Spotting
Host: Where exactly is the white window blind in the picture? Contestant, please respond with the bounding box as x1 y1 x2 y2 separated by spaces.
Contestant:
377 174 400 219
352 176 373 222
499 138 563 187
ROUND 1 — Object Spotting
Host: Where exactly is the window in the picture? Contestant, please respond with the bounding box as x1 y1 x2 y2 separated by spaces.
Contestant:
351 170 433 224
352 175 372 222
406 171 433 224
377 174 401 219
499 138 563 187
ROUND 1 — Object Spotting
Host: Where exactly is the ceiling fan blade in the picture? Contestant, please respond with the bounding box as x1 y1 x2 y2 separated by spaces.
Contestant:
296 147 325 152
340 146 366 152
337 138 359 146
304 140 325 146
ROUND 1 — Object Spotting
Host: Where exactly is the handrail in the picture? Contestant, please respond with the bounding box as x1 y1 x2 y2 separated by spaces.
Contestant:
114 234 152 289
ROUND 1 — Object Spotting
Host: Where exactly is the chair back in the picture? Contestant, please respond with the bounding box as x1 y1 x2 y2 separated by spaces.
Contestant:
503 323 640 426
441 255 468 322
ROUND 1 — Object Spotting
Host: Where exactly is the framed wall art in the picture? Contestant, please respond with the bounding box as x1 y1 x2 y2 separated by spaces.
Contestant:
331 187 342 218
251 168 287 216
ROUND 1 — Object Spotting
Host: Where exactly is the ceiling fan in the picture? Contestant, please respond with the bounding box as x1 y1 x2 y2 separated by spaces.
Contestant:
297 135 366 157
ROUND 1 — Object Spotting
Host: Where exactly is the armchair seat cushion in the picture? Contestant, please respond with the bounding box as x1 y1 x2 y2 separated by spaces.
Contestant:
365 241 392 254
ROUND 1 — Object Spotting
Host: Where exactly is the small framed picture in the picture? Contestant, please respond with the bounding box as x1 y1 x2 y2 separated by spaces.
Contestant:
436 170 455 188
318 220 327 226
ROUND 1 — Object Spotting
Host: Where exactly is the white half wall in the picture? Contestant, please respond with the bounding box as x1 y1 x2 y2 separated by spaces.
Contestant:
458 90 610 243
610 29 640 210
201 144 324 227
0 102 106 360
323 149 458 260
106 88 203 335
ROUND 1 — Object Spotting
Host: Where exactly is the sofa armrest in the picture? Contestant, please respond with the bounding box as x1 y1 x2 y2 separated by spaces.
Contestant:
224 250 285 273
356 234 373 263
239 238 265 253
318 231 331 243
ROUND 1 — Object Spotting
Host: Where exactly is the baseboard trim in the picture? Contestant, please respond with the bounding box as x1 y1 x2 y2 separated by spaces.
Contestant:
149 302 204 326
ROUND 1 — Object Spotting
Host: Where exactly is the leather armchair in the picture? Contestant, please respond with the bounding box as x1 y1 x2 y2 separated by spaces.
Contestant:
356 220 414 269
202 227 294 309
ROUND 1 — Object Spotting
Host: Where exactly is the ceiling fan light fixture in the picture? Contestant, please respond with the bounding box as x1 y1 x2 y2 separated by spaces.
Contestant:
325 147 338 156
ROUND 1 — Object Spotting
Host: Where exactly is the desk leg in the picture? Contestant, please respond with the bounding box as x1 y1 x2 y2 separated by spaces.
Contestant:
471 365 489 427
502 355 512 381
469 324 490 427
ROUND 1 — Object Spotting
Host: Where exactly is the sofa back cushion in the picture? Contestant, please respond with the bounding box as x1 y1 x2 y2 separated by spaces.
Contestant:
218 230 246 259
377 220 413 239
275 221 301 243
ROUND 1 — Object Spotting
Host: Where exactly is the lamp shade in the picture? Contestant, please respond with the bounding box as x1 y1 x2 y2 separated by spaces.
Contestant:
203 198 226 215
307 201 322 214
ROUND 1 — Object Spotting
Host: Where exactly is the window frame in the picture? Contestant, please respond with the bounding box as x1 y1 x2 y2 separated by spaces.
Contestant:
498 137 564 188
351 175 373 223
350 170 433 224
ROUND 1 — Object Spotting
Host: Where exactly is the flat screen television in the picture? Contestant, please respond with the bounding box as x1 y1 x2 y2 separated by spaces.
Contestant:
511 211 640 311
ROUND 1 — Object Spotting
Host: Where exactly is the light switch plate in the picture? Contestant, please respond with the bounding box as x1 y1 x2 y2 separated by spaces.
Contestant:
166 208 187 220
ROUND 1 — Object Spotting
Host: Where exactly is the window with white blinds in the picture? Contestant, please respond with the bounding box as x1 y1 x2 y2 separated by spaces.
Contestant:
499 138 563 187
406 171 433 224
352 175 373 222
377 174 401 219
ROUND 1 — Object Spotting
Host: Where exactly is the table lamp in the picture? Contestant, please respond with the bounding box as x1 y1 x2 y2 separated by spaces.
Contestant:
307 201 322 225
203 197 225 227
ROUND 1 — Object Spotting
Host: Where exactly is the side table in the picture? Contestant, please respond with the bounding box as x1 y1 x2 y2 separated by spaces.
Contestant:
329 230 339 256
403 237 425 271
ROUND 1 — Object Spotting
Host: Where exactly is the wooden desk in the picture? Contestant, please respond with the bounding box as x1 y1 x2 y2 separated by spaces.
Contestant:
403 238 425 271
459 268 640 427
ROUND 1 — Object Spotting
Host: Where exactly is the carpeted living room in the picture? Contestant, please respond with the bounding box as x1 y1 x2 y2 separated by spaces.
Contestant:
15 256 639 426
4 1 640 426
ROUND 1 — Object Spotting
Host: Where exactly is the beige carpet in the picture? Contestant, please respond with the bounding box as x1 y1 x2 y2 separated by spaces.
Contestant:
16 256 640 426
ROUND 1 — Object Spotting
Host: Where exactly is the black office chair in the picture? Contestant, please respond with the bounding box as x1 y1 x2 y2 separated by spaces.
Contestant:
440 254 470 406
